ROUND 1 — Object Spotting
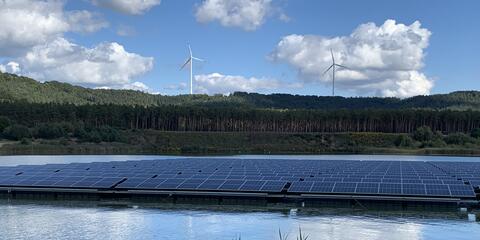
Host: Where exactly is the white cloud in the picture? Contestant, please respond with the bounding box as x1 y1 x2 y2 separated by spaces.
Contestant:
0 0 108 56
17 37 153 88
0 0 154 90
194 72 284 94
67 10 109 33
270 19 433 97
195 0 275 31
164 82 188 91
92 0 161 15
122 81 150 92
0 0 68 56
0 61 20 73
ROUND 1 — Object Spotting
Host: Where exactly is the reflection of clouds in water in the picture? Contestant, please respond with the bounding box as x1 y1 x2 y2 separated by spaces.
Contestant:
294 217 421 240
2 204 480 240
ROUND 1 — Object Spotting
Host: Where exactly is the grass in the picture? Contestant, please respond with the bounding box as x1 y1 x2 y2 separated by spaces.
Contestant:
232 228 309 240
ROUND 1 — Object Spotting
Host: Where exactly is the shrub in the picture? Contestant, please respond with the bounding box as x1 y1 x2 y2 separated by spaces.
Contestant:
421 138 447 148
35 123 67 139
394 135 414 147
3 124 31 140
97 126 121 142
412 126 434 142
0 116 11 133
20 138 32 145
472 128 480 139
87 131 102 143
444 133 474 145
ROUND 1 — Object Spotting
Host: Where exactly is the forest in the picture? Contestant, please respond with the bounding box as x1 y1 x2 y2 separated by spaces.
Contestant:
0 102 480 134
1 72 479 155
1 72 480 110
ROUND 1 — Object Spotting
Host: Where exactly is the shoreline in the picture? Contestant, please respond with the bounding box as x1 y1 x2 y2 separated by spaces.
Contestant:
1 131 480 157
1 143 479 157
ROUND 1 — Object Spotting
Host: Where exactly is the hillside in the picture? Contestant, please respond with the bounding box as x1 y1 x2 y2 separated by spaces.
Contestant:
1 72 479 110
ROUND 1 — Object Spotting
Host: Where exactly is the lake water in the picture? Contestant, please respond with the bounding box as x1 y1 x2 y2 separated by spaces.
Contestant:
0 155 479 240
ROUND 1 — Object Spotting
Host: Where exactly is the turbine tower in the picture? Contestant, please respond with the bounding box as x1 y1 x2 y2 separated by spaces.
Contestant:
180 45 204 95
323 49 349 96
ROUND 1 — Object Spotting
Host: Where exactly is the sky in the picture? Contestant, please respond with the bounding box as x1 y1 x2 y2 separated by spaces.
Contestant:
0 0 479 97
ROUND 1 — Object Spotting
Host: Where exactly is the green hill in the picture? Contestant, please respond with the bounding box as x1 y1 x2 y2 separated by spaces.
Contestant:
1 72 479 110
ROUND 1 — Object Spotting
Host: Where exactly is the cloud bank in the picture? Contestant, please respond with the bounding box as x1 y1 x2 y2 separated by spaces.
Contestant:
194 73 284 94
92 0 161 15
0 0 153 91
195 0 280 31
271 19 433 97
19 38 153 88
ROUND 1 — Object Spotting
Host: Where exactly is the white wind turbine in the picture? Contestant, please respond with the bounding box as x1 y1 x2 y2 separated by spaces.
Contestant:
180 45 204 95
322 49 349 96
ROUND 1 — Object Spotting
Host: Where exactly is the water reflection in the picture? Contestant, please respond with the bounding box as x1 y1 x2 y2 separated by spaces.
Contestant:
0 154 479 166
0 200 478 240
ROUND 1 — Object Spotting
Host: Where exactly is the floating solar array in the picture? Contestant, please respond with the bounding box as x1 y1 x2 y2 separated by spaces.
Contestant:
0 159 479 199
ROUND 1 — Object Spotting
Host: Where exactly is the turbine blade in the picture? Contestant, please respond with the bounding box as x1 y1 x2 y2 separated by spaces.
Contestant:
192 57 204 62
180 58 191 70
330 49 334 63
335 64 350 70
188 45 192 57
322 64 334 75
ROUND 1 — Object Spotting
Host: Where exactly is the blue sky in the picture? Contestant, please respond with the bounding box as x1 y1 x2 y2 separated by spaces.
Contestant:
1 0 479 97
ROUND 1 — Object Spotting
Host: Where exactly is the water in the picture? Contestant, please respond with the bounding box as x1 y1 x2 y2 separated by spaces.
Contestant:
1 155 479 240
0 154 479 166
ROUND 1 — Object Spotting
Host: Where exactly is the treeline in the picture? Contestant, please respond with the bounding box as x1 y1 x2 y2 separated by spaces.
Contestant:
1 102 480 134
1 72 480 110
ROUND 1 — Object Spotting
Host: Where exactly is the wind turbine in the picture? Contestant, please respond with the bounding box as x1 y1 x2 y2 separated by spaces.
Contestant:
323 49 349 96
180 45 204 95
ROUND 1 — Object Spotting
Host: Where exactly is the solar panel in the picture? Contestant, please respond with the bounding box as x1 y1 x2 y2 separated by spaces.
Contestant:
449 185 476 197
288 181 313 193
355 183 379 194
260 181 287 192
379 183 402 194
239 180 266 191
332 182 357 193
310 182 334 193
154 178 186 189
0 158 478 200
218 180 245 191
197 180 225 190
402 184 426 195
425 184 450 196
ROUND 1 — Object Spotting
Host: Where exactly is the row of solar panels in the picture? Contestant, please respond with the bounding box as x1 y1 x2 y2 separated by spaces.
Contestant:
0 174 470 186
0 159 479 199
0 174 475 198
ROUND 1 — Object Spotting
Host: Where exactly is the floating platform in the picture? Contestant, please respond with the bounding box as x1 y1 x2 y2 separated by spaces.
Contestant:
1 158 479 208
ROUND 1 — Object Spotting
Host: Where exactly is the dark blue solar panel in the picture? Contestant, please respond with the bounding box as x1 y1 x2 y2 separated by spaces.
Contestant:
239 180 266 191
355 183 379 194
260 181 287 192
425 184 450 196
402 184 426 195
153 180 183 189
332 182 357 193
218 180 245 191
379 183 402 194
448 185 476 197
197 180 225 190
0 158 479 199
310 182 334 193
288 181 313 193
52 177 83 187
